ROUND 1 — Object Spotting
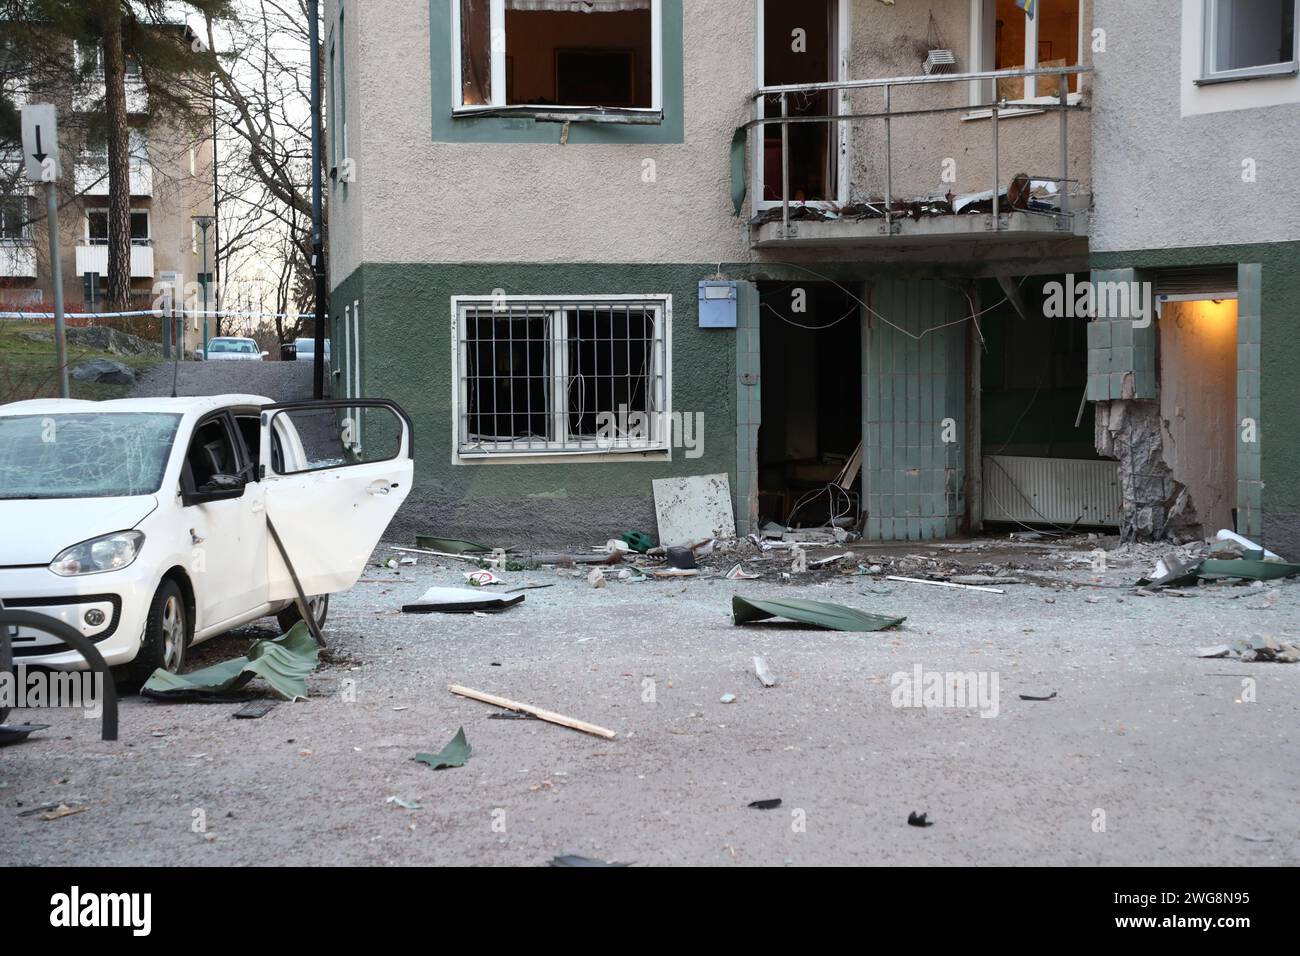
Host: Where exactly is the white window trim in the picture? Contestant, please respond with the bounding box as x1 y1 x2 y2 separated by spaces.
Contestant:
968 0 1086 108
753 0 851 213
450 0 665 117
450 293 673 465
1197 0 1300 84
85 207 151 245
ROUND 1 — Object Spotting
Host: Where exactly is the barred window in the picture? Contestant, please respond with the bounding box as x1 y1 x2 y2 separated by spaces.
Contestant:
453 295 671 458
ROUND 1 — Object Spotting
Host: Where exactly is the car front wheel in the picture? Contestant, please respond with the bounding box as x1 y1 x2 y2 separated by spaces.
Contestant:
125 579 188 690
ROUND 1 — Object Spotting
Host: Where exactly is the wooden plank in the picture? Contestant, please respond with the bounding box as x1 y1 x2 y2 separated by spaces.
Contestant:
449 685 617 740
885 575 1005 594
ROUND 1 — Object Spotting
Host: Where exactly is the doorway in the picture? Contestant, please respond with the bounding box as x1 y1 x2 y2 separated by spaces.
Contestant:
758 0 843 204
757 281 861 528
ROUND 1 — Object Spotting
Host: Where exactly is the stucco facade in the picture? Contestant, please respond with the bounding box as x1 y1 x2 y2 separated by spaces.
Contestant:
326 0 1299 549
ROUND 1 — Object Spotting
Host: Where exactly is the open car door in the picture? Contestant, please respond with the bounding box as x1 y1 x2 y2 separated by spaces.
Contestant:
259 399 413 600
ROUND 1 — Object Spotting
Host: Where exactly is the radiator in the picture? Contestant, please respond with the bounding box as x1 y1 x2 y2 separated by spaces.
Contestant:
982 455 1121 528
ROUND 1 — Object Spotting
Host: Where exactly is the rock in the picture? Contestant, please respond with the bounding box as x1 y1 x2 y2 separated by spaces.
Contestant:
69 325 162 357
71 358 136 386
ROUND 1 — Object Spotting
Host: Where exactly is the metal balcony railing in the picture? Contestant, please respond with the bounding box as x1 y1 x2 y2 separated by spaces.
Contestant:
749 64 1094 237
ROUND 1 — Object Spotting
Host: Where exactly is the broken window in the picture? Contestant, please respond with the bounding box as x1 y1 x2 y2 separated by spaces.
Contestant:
986 0 1081 100
760 0 840 203
1203 0 1298 80
454 296 669 457
453 0 660 113
0 195 27 240
86 209 150 245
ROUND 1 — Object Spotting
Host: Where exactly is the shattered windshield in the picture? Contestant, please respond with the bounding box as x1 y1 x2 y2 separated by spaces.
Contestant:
0 413 181 499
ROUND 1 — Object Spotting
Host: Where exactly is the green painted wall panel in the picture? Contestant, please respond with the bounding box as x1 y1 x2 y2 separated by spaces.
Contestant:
332 262 735 542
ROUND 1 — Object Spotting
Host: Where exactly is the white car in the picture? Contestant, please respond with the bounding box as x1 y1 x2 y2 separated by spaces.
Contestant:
0 395 412 687
200 337 267 361
294 337 331 362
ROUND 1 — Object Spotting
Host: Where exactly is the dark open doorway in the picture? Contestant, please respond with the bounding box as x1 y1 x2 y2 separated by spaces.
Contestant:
757 281 862 529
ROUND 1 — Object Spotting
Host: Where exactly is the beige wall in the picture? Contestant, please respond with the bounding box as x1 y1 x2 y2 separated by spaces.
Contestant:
326 0 1095 276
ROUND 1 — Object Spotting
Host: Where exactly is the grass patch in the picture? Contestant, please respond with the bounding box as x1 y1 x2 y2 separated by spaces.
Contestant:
0 321 162 403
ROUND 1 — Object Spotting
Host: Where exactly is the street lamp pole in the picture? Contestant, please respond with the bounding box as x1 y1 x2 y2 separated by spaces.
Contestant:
194 216 215 358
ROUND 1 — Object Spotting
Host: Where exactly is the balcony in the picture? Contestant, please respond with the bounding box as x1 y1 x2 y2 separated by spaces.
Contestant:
75 241 154 279
745 65 1092 250
0 241 37 278
74 160 153 197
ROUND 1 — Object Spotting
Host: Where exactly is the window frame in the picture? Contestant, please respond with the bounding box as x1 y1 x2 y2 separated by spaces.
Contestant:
449 0 665 119
0 194 30 241
450 293 673 463
1198 0 1300 84
85 207 152 245
970 0 1086 107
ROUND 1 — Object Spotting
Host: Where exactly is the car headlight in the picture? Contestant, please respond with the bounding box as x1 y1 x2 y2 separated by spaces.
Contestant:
49 531 145 576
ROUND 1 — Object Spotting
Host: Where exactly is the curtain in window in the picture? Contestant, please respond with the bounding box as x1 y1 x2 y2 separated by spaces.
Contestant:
460 0 492 105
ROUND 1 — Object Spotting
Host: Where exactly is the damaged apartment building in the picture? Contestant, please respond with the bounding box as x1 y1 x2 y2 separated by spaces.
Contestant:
323 0 1300 555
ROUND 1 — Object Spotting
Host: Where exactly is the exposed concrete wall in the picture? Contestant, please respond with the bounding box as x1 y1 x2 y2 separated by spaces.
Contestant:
1094 399 1200 541
1091 0 1300 253
1158 299 1238 535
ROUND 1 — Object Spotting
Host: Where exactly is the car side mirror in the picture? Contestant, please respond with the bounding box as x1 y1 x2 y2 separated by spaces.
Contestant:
183 473 246 507
261 350 269 358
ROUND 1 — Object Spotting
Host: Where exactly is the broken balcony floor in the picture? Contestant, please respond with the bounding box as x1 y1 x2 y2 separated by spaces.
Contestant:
3 538 1297 867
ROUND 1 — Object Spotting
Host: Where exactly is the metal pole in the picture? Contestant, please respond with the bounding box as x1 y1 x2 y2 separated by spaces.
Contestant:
308 0 327 395
1059 72 1070 217
780 92 790 235
991 105 1000 230
45 182 68 398
201 226 209 355
883 84 892 222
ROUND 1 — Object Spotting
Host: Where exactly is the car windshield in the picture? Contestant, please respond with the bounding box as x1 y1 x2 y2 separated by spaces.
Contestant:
0 413 181 499
210 339 255 353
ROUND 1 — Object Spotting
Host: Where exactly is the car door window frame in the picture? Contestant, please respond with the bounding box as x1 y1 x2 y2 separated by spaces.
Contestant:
180 410 247 499
258 399 414 479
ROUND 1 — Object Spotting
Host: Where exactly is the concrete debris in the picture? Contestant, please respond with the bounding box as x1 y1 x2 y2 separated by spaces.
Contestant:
1196 636 1300 664
753 656 776 687
587 568 607 589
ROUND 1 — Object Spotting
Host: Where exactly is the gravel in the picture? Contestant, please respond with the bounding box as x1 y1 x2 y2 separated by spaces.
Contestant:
2 540 1297 867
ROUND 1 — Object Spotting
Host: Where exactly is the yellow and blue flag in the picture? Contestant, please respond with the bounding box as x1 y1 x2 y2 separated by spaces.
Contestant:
1016 0 1036 18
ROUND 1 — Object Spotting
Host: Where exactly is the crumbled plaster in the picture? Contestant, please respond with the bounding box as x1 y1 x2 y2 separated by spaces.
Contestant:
1094 399 1200 542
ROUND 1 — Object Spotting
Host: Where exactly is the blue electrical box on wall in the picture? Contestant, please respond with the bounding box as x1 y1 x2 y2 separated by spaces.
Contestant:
698 280 738 328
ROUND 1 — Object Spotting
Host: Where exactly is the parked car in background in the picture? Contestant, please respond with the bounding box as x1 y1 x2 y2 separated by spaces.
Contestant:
294 337 331 363
198 337 268 361
0 395 413 687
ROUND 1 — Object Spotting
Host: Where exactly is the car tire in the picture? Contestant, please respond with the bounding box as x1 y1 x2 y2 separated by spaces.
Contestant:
276 594 329 634
124 579 188 691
